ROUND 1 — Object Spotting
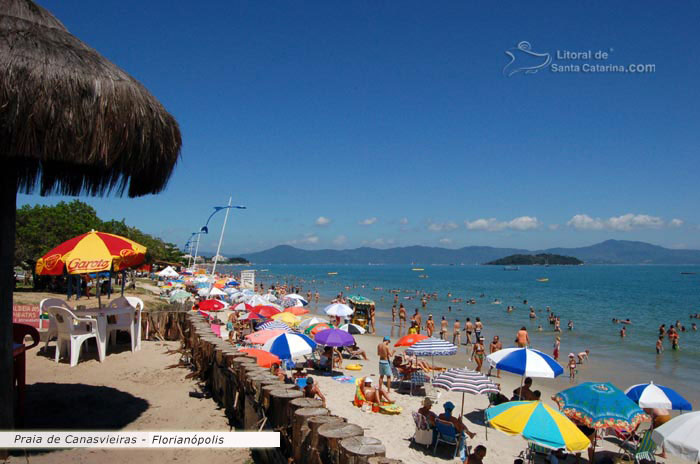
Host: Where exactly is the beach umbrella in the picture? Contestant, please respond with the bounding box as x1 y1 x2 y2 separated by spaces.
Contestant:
553 382 649 431
239 348 280 368
652 411 700 463
198 287 226 298
169 289 191 303
271 312 300 326
486 401 591 452
157 266 179 278
299 317 326 330
284 306 310 316
283 294 308 307
394 334 428 347
486 347 563 379
0 0 181 429
234 302 253 312
247 295 270 307
257 321 293 332
262 293 278 303
405 337 458 371
339 323 366 335
254 305 282 318
307 323 332 336
625 382 693 411
199 299 225 311
245 329 287 345
240 312 264 322
324 303 354 317
314 328 355 347
434 368 500 419
262 333 317 360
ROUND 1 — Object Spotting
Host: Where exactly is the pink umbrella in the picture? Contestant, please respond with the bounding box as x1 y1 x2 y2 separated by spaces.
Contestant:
245 329 286 345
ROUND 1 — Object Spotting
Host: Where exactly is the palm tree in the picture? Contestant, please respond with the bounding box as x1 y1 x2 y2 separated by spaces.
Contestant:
0 0 181 430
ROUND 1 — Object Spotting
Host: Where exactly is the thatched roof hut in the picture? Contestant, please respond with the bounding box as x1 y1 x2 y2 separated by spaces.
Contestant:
0 0 182 431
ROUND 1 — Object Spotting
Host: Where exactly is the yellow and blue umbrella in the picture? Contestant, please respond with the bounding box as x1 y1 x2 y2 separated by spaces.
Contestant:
486 401 591 452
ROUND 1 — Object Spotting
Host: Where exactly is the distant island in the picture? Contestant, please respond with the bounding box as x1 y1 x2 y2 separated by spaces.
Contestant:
485 253 583 266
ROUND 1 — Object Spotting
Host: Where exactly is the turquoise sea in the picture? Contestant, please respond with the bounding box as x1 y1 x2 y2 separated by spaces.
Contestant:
224 264 700 403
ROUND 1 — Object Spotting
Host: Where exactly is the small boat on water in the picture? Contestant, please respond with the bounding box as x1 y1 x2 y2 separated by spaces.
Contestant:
537 278 549 282
418 274 429 279
412 268 424 271
327 272 338 276
504 266 519 271
680 272 697 275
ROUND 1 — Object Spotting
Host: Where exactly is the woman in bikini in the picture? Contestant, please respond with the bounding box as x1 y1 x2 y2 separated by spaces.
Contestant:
471 337 486 372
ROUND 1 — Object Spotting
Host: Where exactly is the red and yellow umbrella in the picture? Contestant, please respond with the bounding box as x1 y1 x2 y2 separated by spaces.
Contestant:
35 230 146 275
394 334 428 347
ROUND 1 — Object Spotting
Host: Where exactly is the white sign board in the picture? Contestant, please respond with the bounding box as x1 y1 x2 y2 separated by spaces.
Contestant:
240 270 255 290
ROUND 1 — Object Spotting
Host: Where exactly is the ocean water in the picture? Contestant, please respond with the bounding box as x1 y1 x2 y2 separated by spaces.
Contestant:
224 264 700 401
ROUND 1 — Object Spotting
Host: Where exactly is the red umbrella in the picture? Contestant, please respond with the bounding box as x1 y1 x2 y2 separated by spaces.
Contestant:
240 348 281 368
234 303 253 311
199 299 225 311
255 305 281 318
239 312 264 321
394 334 428 347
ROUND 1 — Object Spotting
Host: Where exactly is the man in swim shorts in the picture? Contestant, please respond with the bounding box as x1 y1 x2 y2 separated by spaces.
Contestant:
377 336 394 393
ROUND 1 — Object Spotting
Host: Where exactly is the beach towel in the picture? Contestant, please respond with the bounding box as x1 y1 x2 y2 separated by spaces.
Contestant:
211 323 221 337
333 375 356 384
353 378 402 415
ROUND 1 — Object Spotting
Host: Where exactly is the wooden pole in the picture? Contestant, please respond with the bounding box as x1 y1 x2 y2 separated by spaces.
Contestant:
292 406 328 462
0 169 17 453
307 416 347 464
317 422 364 464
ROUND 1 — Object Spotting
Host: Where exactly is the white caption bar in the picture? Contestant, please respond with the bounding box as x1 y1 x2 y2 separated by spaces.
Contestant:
0 431 280 448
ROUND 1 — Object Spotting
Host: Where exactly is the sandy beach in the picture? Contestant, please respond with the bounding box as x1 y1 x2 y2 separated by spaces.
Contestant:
311 330 687 464
8 339 250 464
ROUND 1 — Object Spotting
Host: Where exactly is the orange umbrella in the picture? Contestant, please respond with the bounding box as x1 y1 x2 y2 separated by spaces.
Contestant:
310 323 331 336
394 334 429 347
245 329 285 345
284 306 310 316
240 348 280 368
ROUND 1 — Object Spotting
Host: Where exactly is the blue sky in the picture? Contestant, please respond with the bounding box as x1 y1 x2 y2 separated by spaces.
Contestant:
20 1 700 254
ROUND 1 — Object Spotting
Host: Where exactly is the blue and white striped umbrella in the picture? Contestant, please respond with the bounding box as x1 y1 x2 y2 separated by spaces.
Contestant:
405 337 458 356
262 333 317 360
487 347 564 378
283 294 308 307
625 382 693 411
257 321 294 332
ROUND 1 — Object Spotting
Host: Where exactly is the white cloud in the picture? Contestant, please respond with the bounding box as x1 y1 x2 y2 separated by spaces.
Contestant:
465 216 540 232
567 213 665 231
548 224 560 231
359 217 378 226
670 218 684 228
399 217 409 225
428 221 459 232
315 216 332 226
439 238 452 245
332 235 347 246
566 214 605 230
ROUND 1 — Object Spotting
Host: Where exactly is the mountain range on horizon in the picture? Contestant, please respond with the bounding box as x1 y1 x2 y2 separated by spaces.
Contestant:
233 240 700 265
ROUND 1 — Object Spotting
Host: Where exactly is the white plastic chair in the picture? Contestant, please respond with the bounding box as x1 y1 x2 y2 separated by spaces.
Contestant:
40 298 74 351
47 306 102 367
106 296 141 352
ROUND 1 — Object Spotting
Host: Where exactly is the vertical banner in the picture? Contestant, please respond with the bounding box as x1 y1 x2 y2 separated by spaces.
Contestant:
240 270 255 290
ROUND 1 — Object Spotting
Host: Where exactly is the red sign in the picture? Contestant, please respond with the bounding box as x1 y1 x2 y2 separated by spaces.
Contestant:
13 304 41 329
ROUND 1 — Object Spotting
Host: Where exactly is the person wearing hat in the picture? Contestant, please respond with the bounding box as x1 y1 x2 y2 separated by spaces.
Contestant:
302 376 326 407
360 376 393 404
438 401 476 461
418 396 437 428
377 336 394 393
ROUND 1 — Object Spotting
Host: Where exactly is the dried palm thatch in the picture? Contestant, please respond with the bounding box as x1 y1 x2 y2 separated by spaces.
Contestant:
0 0 181 197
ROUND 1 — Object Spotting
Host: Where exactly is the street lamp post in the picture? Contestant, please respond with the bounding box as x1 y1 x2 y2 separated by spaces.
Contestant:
202 197 246 295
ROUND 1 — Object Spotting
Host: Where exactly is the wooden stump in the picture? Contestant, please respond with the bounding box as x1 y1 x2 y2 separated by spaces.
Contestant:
339 437 385 464
289 397 323 416
262 383 295 411
268 389 303 430
317 422 364 464
292 406 328 463
367 458 402 464
307 415 346 462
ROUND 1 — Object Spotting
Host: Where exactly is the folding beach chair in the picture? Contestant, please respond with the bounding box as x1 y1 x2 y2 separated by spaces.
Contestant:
633 430 656 464
390 364 410 392
409 370 430 396
411 411 433 448
433 419 467 458
523 441 553 464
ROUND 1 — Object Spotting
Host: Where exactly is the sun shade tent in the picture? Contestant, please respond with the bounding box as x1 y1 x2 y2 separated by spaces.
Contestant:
157 266 179 278
0 0 181 429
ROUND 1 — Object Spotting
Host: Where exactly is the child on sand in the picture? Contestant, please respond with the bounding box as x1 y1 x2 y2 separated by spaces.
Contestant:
568 354 577 381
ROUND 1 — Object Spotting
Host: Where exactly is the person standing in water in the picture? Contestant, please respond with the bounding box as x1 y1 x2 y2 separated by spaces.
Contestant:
656 335 664 354
440 316 448 340
414 309 422 333
391 305 396 324
553 336 560 361
453 319 461 345
399 304 406 327
426 314 435 337
464 318 473 345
